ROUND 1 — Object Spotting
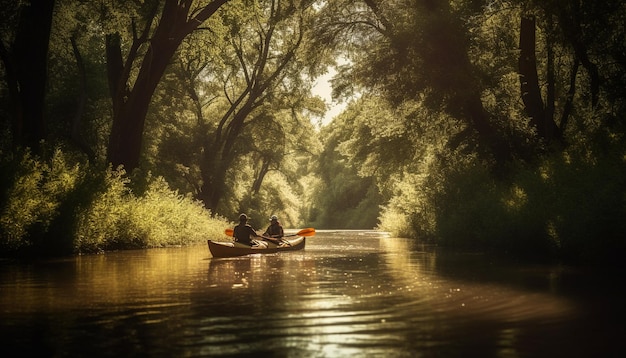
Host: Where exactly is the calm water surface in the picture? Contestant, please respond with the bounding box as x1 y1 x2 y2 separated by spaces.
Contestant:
1 230 625 357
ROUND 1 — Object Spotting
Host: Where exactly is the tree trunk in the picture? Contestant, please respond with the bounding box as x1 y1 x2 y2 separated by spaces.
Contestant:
106 0 229 171
556 1 600 108
252 158 271 195
545 25 558 141
7 0 55 152
519 15 545 135
464 93 509 166
196 1 304 211
199 107 252 211
519 15 559 142
69 35 95 160
105 33 126 112
560 59 580 135
107 40 177 170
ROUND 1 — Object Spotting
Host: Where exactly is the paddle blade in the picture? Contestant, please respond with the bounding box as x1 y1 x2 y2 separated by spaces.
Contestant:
297 228 315 237
225 228 234 237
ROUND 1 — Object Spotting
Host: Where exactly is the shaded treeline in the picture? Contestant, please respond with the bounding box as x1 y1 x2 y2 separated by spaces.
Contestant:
1 0 625 266
305 0 626 266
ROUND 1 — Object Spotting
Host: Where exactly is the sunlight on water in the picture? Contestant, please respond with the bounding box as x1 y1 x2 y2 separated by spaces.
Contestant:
1 231 624 357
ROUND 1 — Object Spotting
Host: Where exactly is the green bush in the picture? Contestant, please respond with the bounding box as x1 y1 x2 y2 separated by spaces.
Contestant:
377 172 436 239
539 151 626 265
418 148 626 265
73 166 132 252
1 148 229 257
75 169 229 253
0 148 82 253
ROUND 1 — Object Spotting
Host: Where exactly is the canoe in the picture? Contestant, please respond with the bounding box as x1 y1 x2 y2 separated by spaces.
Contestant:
208 236 305 258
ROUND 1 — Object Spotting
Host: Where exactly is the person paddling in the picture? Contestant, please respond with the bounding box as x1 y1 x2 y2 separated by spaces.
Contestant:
263 215 284 239
233 214 262 246
263 215 288 245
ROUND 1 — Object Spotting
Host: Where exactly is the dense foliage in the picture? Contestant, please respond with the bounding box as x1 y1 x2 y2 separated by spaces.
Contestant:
1 0 625 265
0 148 228 256
1 0 324 255
305 0 626 265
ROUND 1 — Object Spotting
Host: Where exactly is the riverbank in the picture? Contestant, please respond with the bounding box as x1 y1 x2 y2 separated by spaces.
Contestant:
0 150 229 257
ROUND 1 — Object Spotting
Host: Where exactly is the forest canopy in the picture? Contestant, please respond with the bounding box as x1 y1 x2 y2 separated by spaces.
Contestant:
1 0 625 266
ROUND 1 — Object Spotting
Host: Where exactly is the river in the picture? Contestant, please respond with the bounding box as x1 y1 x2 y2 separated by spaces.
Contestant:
1 230 624 357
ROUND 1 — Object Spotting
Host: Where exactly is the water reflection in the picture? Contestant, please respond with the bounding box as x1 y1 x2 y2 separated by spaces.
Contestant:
1 231 624 357
380 238 576 323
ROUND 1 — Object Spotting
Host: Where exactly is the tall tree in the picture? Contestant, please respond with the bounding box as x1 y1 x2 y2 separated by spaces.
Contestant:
518 14 559 142
196 0 314 211
516 0 622 143
105 0 229 171
0 0 56 153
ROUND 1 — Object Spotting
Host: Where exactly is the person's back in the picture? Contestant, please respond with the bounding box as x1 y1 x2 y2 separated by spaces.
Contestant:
233 214 259 246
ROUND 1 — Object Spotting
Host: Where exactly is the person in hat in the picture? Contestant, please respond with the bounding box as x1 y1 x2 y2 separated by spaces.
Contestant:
263 215 284 240
233 213 262 246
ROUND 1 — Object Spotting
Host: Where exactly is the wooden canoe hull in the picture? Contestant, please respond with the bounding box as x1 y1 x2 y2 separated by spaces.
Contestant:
208 237 305 258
